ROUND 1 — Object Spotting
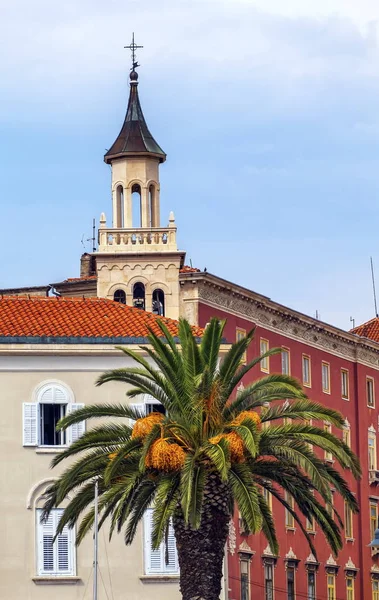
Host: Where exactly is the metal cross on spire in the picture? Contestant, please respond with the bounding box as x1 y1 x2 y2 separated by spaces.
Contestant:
124 32 143 72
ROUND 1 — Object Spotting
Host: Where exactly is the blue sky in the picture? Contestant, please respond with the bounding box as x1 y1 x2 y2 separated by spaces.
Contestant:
1 0 379 329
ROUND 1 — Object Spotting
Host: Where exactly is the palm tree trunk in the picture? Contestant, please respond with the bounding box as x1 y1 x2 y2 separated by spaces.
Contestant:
173 473 231 600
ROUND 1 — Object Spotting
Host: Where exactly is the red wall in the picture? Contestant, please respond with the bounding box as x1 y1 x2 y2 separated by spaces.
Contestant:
198 302 379 600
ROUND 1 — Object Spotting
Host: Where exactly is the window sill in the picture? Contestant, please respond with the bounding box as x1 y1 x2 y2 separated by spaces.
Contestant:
140 575 180 584
286 527 296 532
368 405 375 410
325 458 335 464
306 531 316 536
35 447 66 454
345 537 355 543
32 576 81 585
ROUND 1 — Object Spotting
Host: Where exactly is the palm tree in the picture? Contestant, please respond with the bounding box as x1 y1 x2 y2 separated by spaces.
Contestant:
43 318 360 600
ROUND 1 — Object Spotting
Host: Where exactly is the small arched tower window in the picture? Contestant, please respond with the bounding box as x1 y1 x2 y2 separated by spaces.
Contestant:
152 289 165 316
149 184 158 227
133 282 145 310
132 184 142 228
114 289 126 304
116 185 124 228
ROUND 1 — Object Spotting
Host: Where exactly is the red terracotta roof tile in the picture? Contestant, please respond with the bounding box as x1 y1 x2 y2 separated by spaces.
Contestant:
180 265 201 273
65 276 97 282
351 317 379 342
0 296 203 339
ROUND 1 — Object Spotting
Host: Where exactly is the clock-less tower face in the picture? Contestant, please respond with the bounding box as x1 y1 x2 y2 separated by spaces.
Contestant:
95 69 185 320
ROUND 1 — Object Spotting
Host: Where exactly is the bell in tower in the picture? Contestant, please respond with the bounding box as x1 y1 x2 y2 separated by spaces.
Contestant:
96 36 185 320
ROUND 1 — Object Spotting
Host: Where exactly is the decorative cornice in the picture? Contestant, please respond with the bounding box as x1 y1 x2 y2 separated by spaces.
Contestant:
326 555 337 566
238 540 255 557
345 558 358 571
285 548 298 560
186 276 379 367
305 553 318 564
263 544 275 557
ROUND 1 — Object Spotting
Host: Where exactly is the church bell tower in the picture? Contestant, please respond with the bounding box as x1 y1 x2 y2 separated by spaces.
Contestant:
96 37 185 319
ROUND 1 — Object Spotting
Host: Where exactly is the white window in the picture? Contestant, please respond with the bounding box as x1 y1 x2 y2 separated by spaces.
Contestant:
129 395 166 426
367 377 375 408
144 509 179 574
341 369 349 400
302 355 311 387
23 383 84 447
369 431 377 471
281 349 290 375
36 509 75 577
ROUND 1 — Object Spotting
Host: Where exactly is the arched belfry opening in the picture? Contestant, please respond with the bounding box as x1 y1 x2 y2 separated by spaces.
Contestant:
133 282 145 310
152 289 165 316
114 289 126 304
116 185 124 228
132 184 142 228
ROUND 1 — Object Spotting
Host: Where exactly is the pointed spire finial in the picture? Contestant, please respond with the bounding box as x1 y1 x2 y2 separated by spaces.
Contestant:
124 33 143 82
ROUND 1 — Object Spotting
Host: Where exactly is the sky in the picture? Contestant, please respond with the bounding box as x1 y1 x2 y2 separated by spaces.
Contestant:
1 0 379 330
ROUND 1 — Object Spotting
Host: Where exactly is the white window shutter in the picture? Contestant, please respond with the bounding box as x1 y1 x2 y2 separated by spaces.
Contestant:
37 508 74 576
165 520 179 573
23 403 38 446
67 404 85 444
144 509 163 574
129 403 145 427
144 509 179 575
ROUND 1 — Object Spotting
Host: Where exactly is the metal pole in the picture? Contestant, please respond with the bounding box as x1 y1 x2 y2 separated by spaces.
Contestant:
371 257 378 317
93 479 99 600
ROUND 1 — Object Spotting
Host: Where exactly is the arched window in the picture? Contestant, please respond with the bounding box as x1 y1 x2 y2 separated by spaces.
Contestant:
114 289 126 304
132 183 142 227
116 185 124 228
152 289 165 316
133 282 145 310
23 382 84 447
149 184 157 227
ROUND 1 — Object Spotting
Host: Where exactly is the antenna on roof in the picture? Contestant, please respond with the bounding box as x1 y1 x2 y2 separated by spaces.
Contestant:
81 218 97 253
370 256 378 317
350 316 355 329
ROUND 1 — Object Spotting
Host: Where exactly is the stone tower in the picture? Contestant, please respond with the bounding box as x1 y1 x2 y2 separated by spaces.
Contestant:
96 67 185 320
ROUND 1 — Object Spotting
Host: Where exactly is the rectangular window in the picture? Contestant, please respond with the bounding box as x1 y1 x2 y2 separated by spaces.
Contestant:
371 502 378 541
368 377 375 408
302 355 311 387
341 369 349 400
264 563 274 600
40 403 67 446
373 580 379 600
240 558 250 600
346 577 354 600
322 362 330 393
36 509 75 576
307 571 316 600
237 328 247 364
281 349 290 375
327 574 336 600
260 339 269 373
344 502 353 539
306 515 315 532
287 566 295 600
285 492 295 528
144 509 179 574
324 422 333 461
369 434 377 471
262 487 272 511
23 401 84 447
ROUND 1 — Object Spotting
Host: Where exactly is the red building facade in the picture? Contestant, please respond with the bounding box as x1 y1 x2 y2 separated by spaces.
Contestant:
179 270 379 600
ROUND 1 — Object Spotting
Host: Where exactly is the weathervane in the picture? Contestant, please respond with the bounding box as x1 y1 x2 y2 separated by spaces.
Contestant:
124 32 143 72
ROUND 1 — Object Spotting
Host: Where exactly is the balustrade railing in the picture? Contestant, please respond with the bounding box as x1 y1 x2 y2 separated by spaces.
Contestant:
98 227 177 252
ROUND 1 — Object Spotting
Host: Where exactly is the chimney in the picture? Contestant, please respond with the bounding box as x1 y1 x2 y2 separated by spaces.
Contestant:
80 253 96 278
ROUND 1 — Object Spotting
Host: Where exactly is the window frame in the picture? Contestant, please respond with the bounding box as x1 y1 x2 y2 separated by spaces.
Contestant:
341 368 349 400
324 422 333 462
307 570 316 600
343 420 351 448
344 501 353 540
302 354 311 387
373 579 379 600
346 576 354 600
286 565 295 600
236 328 247 365
371 502 378 541
322 361 331 394
367 377 375 408
281 348 290 376
240 557 250 600
327 573 336 600
264 562 274 600
260 338 270 373
284 492 295 529
369 431 377 471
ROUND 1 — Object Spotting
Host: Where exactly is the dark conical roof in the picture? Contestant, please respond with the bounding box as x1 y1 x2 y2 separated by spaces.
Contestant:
104 71 166 164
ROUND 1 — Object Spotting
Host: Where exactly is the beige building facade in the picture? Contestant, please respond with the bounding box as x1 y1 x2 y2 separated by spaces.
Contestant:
1 345 182 599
